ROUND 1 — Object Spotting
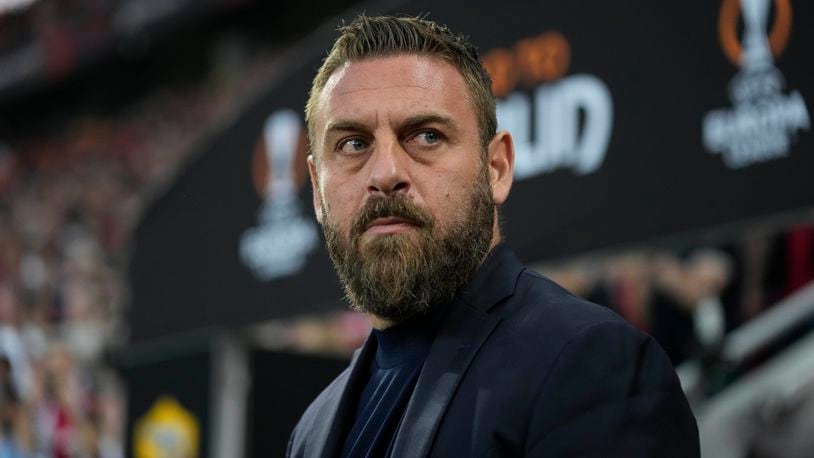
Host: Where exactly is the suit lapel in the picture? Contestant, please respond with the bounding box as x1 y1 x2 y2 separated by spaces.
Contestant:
389 298 501 457
389 245 524 457
307 335 376 458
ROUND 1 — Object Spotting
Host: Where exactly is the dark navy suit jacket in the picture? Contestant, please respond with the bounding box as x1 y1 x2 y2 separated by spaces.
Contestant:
288 245 700 457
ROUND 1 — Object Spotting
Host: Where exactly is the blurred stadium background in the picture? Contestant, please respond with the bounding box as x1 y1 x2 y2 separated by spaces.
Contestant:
0 0 812 456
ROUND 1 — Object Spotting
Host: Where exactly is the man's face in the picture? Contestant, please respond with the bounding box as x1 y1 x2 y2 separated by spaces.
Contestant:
308 54 511 323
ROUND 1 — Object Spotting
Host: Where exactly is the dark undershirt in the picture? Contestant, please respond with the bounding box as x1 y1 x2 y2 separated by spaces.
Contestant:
340 307 446 458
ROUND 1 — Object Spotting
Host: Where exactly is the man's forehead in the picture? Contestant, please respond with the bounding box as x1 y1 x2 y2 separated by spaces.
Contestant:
313 55 471 130
323 55 455 95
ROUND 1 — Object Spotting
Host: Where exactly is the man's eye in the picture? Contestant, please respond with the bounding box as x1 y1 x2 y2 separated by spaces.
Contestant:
337 138 368 154
414 131 442 145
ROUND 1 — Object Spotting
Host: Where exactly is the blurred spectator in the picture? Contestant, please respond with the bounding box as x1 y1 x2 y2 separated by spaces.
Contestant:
0 354 27 458
650 249 733 365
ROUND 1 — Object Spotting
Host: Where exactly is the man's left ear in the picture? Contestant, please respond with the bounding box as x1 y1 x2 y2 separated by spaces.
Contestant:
487 130 514 205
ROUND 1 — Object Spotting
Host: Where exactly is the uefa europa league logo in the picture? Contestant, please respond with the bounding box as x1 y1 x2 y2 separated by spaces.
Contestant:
240 109 318 280
702 0 809 169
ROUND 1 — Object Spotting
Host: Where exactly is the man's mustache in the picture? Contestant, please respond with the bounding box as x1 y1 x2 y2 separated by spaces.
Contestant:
350 195 434 239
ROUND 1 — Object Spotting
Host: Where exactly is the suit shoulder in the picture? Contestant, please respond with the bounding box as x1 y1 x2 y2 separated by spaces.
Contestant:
508 268 630 336
494 269 678 392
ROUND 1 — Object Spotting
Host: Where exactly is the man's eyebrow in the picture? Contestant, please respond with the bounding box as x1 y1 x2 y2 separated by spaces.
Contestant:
324 120 369 136
401 113 459 132
321 119 370 150
321 114 459 145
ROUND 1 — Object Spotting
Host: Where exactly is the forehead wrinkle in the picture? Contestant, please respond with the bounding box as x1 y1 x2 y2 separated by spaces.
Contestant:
335 84 433 96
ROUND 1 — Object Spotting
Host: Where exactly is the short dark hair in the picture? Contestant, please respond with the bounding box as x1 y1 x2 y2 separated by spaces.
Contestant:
305 15 497 153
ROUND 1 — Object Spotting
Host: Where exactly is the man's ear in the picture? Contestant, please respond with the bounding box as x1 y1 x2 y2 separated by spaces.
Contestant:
487 130 515 205
307 154 323 224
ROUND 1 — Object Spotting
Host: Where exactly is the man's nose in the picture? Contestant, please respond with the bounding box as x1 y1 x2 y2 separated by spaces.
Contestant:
367 138 410 196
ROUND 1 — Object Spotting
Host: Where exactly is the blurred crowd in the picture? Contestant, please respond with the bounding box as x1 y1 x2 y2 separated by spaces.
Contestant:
0 0 253 98
544 225 814 367
0 34 278 457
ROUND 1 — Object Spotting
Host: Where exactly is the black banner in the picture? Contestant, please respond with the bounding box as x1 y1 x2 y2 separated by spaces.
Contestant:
130 0 814 341
247 351 348 456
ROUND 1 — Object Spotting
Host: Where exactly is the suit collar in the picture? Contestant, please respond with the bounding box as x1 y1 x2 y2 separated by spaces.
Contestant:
457 243 524 313
389 244 524 457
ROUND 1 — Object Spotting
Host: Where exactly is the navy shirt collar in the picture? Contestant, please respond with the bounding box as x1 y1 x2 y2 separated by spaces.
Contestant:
372 302 446 368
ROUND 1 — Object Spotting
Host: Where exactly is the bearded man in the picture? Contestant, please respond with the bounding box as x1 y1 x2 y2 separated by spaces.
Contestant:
288 15 699 458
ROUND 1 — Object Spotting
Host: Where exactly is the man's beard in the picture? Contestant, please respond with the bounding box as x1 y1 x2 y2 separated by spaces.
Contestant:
320 169 495 323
